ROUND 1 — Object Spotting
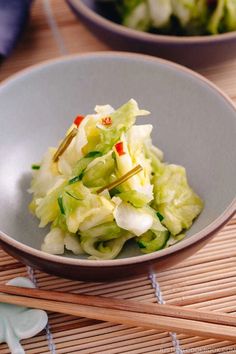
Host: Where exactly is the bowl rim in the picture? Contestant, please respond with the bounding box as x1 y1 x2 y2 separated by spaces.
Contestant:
0 51 236 268
67 0 236 44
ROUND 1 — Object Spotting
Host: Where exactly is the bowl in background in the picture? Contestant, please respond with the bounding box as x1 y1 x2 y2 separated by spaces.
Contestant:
0 52 235 281
66 0 236 68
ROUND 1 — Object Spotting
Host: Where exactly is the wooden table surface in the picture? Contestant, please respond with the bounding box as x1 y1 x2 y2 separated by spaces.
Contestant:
1 1 236 354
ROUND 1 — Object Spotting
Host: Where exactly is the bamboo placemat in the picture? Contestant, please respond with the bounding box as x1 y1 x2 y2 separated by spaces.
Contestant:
1 1 236 353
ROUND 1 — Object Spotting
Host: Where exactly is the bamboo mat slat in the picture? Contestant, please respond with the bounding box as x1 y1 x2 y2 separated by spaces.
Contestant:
1 1 236 353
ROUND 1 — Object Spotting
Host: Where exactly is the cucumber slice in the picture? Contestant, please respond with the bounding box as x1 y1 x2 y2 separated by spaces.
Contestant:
137 230 170 254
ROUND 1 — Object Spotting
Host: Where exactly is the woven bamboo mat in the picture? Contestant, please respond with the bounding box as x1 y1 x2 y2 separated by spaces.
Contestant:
1 1 236 353
1 220 236 354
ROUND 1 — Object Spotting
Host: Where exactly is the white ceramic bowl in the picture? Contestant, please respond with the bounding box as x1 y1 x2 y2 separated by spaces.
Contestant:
0 52 235 281
67 0 236 67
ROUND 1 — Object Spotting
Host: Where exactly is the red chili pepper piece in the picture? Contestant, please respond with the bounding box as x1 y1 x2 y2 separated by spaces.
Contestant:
102 117 112 126
115 142 126 156
74 115 84 127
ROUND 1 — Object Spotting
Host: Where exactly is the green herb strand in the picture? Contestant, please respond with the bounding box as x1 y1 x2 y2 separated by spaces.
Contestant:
156 212 164 222
85 151 103 158
31 164 40 170
68 173 84 185
58 195 65 215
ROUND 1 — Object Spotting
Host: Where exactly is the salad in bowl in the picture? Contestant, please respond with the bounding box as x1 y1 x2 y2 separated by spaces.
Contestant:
110 0 236 35
29 99 203 260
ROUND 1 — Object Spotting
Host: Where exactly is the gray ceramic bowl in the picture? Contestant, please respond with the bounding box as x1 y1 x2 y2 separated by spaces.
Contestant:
67 0 236 68
0 52 235 281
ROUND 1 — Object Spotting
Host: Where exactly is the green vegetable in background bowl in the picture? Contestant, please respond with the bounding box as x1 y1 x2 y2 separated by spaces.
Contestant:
29 99 203 260
111 0 236 35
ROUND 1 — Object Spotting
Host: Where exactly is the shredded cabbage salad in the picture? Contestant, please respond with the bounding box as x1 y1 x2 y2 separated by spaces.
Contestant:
110 0 236 36
29 99 203 260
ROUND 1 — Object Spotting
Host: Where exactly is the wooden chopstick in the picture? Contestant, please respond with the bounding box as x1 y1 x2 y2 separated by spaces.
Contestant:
1 285 236 341
0 285 235 327
1 293 236 341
